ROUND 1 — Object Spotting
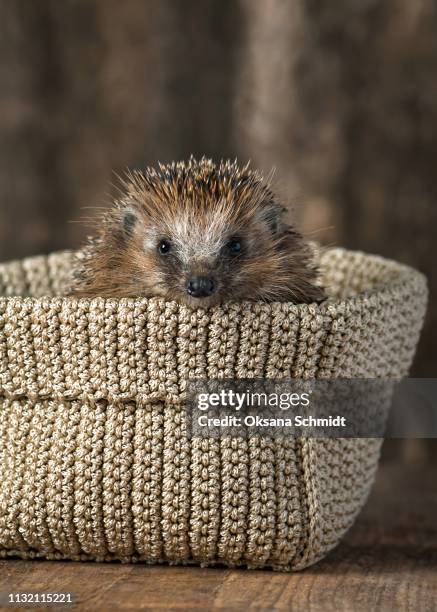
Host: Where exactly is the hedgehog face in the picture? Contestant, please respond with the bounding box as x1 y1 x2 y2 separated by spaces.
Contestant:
122 198 287 307
73 158 325 305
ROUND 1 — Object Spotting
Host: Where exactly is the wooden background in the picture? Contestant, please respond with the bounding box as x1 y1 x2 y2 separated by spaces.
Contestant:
0 0 435 377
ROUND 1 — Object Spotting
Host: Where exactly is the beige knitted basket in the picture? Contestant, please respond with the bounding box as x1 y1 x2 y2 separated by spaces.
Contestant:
0 247 427 570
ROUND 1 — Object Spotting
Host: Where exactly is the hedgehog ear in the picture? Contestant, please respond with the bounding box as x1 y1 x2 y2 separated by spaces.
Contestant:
121 208 137 237
261 201 284 235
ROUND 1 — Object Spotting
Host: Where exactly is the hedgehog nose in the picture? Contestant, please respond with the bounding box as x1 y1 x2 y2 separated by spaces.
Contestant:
186 276 216 298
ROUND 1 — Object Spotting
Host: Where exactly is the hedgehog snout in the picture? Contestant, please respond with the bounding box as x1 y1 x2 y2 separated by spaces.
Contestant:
186 276 217 299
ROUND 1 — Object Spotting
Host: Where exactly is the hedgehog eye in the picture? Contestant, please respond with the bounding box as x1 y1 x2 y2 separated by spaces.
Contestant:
157 239 172 255
227 237 243 255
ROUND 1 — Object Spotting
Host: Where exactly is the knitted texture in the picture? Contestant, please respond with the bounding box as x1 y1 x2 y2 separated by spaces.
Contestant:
0 248 427 570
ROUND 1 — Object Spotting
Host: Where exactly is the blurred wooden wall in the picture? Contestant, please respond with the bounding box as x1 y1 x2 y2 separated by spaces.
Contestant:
0 0 435 378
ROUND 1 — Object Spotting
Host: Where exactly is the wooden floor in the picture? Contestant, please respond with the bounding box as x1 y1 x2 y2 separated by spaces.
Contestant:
1 463 436 612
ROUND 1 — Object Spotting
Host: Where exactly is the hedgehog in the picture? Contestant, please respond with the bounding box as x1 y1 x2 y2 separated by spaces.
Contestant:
71 157 325 307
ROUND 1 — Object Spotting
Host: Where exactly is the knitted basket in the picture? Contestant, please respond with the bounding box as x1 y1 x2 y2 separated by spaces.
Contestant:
0 248 427 570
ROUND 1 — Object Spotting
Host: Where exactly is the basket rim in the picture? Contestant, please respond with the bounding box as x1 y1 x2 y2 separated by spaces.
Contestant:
0 246 428 315
0 247 428 406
